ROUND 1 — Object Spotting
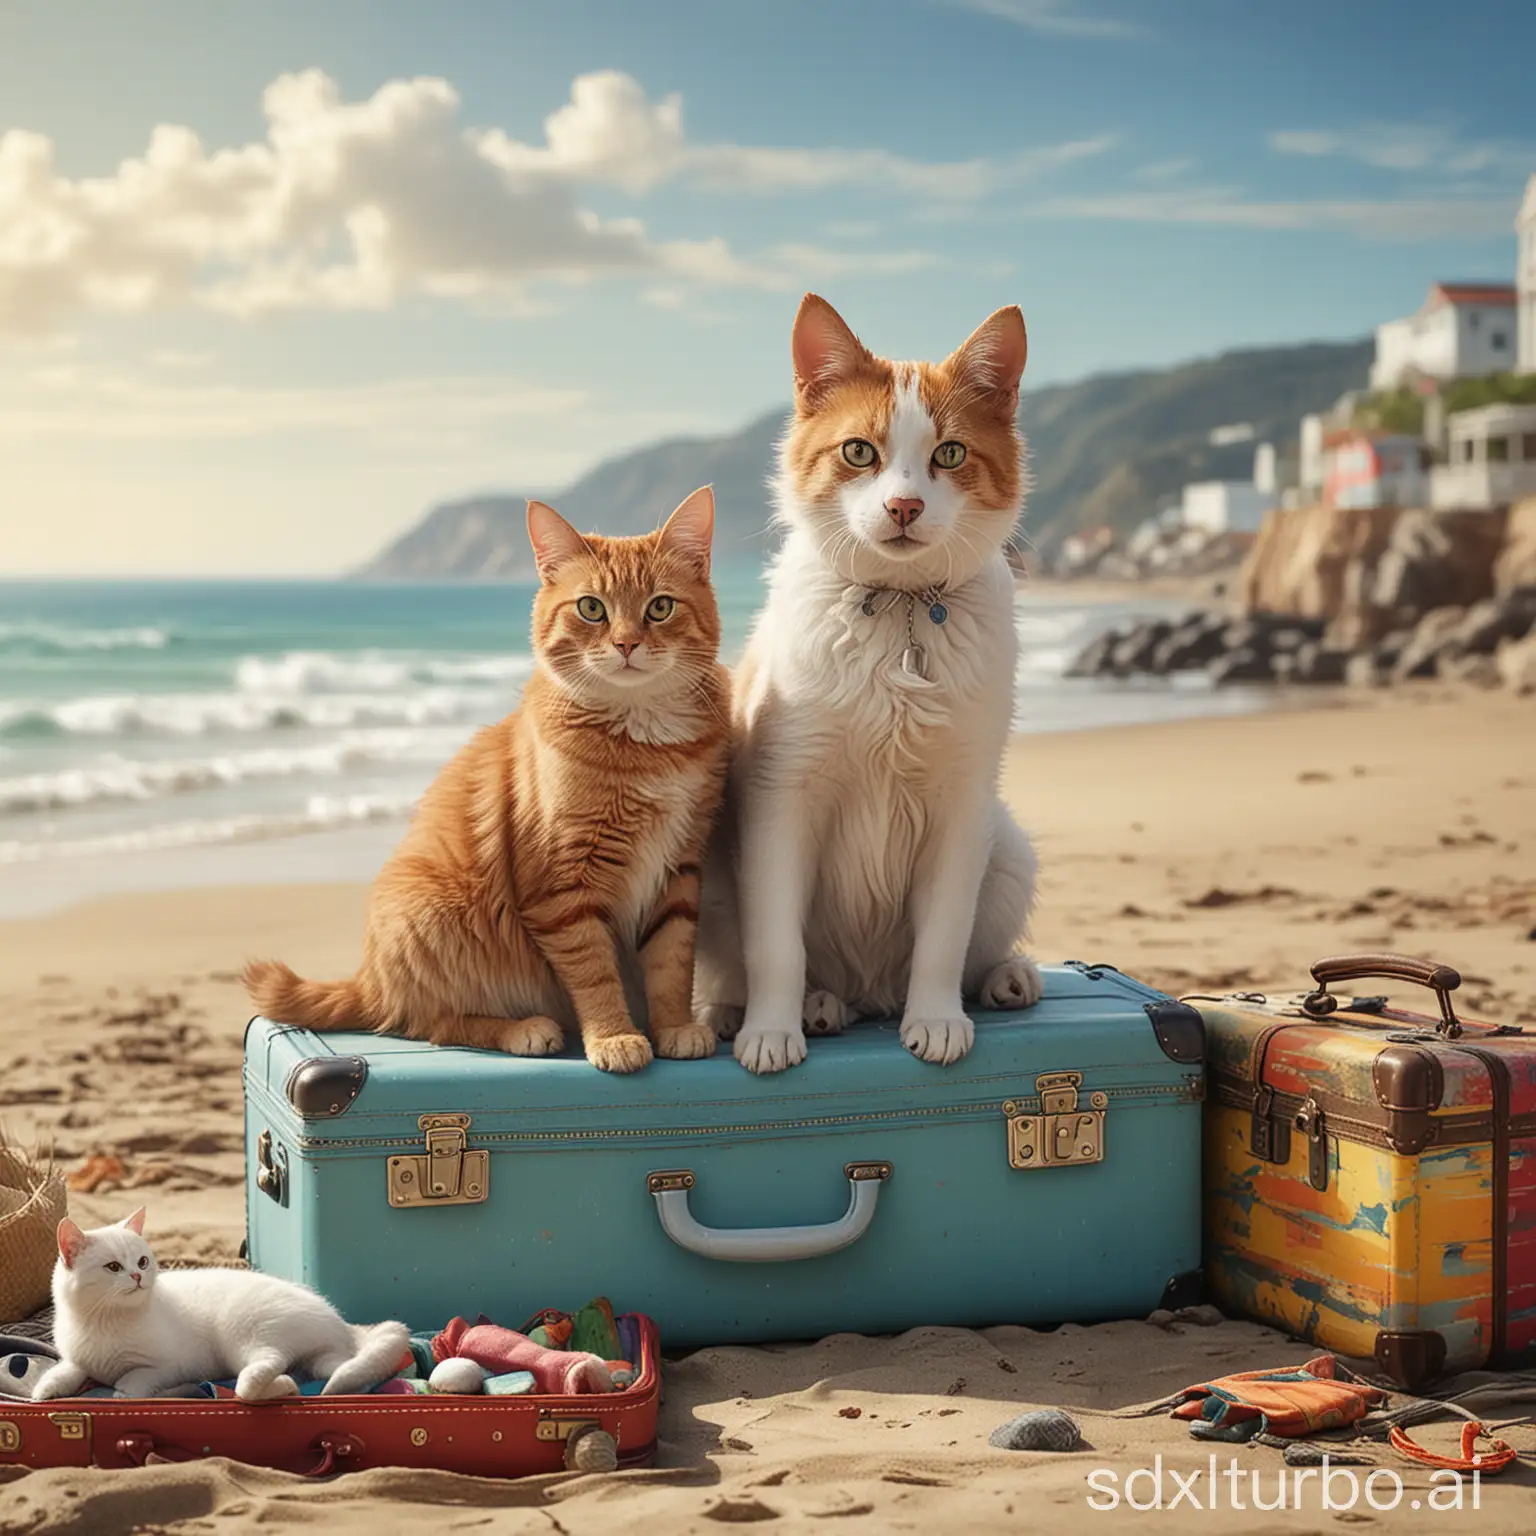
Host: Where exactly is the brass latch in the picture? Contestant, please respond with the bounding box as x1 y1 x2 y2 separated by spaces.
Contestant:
0 1421 18 1454
48 1412 90 1451
387 1114 490 1208
535 1414 602 1442
1005 1072 1107 1170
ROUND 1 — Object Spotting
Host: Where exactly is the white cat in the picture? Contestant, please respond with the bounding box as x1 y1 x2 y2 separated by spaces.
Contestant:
695 294 1043 1074
32 1209 410 1402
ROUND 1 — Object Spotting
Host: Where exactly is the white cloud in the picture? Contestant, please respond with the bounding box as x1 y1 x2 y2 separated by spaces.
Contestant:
1 359 592 443
943 0 1142 40
1269 123 1534 177
0 68 1108 334
1032 185 1520 241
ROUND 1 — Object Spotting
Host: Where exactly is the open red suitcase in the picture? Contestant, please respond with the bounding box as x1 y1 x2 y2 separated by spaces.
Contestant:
0 1313 659 1478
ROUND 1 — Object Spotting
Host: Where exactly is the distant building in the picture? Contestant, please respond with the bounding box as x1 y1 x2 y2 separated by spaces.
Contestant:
1180 482 1273 535
1430 403 1536 510
1519 175 1536 374
1322 432 1428 510
1370 282 1518 390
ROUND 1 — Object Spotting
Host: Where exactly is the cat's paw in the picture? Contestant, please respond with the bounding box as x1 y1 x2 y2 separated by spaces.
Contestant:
586 1032 654 1074
802 990 850 1036
653 1022 720 1060
733 1024 808 1074
31 1364 84 1402
699 1003 744 1041
979 956 1044 1011
899 1013 975 1066
499 1015 565 1056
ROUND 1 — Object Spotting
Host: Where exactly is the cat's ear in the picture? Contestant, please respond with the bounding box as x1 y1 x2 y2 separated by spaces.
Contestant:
658 485 714 577
946 305 1028 404
57 1218 87 1269
526 501 592 582
791 294 871 405
120 1207 147 1236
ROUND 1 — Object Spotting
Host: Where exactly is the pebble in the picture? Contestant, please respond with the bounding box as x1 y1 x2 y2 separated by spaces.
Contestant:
988 1408 1083 1453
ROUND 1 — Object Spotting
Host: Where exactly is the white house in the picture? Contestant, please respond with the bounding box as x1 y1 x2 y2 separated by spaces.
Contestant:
1178 443 1278 534
1519 174 1536 374
1430 403 1536 510
1370 282 1518 390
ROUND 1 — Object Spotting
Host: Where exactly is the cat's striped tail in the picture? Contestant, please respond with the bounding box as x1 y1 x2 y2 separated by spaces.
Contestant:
243 959 374 1031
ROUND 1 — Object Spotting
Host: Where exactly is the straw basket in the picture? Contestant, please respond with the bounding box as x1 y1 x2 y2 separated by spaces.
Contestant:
0 1139 67 1322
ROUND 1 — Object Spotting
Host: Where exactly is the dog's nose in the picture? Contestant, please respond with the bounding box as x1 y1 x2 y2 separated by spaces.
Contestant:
614 640 641 660
885 497 924 530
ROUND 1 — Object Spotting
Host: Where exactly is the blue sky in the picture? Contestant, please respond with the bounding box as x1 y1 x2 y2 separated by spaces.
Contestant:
2 0 1532 575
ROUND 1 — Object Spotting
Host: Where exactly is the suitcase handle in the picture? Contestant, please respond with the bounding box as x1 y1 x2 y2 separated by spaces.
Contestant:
115 1430 359 1476
645 1161 892 1263
1304 953 1462 1038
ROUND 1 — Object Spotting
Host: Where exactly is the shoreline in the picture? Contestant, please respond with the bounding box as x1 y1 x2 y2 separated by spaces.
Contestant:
2 684 1533 1531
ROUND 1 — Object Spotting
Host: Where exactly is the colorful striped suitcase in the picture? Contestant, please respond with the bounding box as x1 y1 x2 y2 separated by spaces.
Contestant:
241 963 1206 1349
1199 953 1536 1388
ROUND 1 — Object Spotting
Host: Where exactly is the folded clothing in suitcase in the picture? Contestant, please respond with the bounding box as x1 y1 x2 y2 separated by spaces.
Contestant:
1199 953 1536 1389
241 962 1206 1349
0 1310 659 1476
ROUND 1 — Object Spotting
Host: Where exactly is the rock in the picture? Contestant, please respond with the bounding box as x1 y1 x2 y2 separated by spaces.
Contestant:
1454 588 1536 655
1496 499 1536 594
1345 652 1385 689
988 1409 1083 1453
1374 629 1415 669
1145 1309 1175 1330
1497 634 1536 695
1392 606 1469 682
1065 630 1120 679
1370 510 1507 618
1239 503 1401 622
1269 627 1311 654
1208 648 1275 686
1151 612 1229 672
1292 643 1349 685
1438 652 1502 689
1109 621 1172 675
1174 1304 1225 1327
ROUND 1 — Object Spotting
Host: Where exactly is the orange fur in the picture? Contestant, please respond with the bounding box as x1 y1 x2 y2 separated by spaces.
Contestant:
244 488 732 1074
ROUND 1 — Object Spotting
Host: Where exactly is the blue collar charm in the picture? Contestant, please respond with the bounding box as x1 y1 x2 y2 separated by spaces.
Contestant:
858 583 950 680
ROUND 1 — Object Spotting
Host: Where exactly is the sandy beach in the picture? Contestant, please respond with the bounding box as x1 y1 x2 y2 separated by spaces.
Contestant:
2 687 1534 1532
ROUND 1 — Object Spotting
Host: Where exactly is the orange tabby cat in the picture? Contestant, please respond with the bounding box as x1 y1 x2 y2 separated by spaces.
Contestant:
243 487 730 1073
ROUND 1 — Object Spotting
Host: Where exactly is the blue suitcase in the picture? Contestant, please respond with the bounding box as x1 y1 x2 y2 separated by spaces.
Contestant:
242 963 1204 1347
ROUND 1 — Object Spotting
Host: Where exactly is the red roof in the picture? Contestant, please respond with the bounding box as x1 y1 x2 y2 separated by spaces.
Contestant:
1428 282 1516 308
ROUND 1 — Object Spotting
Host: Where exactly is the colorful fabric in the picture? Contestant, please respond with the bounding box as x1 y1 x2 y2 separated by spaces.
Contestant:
1169 1354 1387 1442
432 1317 614 1394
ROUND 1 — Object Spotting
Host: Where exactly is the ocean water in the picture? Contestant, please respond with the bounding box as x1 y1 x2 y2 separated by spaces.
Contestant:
0 575 1267 916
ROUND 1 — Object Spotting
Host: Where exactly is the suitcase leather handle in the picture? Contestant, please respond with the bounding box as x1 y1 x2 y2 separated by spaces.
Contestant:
646 1162 891 1263
1305 953 1462 1037
115 1430 359 1476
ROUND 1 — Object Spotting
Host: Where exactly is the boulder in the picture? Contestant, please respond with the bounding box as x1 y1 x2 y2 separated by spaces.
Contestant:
1065 630 1121 679
1208 648 1275 686
1292 643 1349 685
1391 606 1469 682
1495 499 1536 594
1345 651 1385 689
1497 634 1536 696
1239 503 1400 621
1453 591 1536 655
1109 620 1173 676
1438 652 1502 689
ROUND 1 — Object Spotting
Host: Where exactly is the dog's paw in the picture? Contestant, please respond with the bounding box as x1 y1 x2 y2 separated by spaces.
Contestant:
585 1032 655 1074
699 1003 745 1041
979 956 1044 1011
733 1025 808 1074
899 1013 975 1066
654 1021 720 1060
802 990 851 1036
